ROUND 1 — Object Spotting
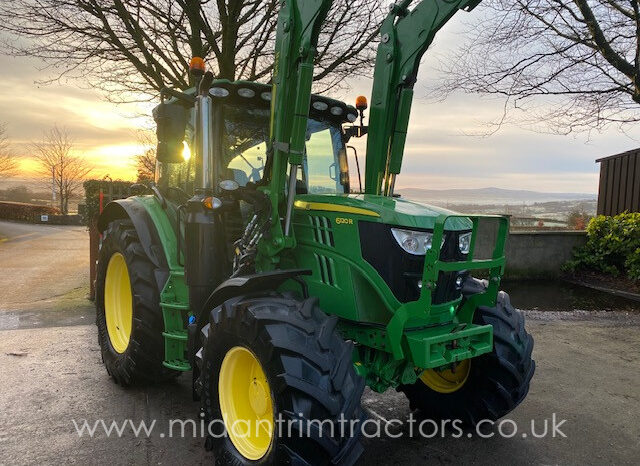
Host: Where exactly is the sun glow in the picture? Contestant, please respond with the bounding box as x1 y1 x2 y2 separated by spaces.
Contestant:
18 158 41 175
182 141 191 161
84 143 149 180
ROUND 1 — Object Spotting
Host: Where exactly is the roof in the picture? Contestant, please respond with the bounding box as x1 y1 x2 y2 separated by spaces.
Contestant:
161 79 358 126
596 147 640 163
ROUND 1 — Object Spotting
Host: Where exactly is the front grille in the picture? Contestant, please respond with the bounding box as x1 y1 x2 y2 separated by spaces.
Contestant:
358 221 468 304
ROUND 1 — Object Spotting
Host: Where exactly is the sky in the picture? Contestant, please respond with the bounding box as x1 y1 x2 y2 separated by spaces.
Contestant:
0 12 638 194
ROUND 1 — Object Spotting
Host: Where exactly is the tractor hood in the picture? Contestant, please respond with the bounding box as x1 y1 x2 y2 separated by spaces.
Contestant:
294 194 472 231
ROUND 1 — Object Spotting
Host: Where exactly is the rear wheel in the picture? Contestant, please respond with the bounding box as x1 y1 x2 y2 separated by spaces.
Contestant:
95 219 178 385
196 294 365 465
398 280 535 425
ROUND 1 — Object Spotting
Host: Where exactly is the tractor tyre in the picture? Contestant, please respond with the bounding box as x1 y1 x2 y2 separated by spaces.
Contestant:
398 278 535 425
196 294 365 466
95 219 178 385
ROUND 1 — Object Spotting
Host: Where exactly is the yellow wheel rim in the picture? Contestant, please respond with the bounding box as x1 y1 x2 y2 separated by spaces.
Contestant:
219 346 274 460
104 252 133 354
420 360 471 394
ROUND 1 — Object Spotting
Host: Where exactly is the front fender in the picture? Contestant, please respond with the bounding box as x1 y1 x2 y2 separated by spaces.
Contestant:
199 269 312 319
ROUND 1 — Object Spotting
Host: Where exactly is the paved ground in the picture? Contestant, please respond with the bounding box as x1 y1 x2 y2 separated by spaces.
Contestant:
0 317 638 465
1 220 639 465
0 220 89 313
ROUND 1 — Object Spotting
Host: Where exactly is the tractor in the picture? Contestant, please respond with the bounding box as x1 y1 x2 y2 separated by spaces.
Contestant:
95 0 535 464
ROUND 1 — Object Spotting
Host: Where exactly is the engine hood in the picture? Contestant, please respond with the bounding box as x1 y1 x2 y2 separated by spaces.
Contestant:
294 193 472 231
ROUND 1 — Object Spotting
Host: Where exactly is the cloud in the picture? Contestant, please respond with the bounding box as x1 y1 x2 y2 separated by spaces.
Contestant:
0 54 150 180
0 16 638 193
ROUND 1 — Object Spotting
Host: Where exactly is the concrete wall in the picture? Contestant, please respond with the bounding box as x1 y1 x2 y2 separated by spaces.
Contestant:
503 231 586 278
474 223 587 279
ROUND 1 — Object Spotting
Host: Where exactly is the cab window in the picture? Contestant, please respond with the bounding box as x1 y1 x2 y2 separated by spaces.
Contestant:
299 121 347 194
220 105 348 194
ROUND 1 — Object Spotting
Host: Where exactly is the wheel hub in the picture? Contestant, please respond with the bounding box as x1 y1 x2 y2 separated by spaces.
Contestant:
219 346 274 460
104 252 133 354
249 378 269 416
420 359 471 394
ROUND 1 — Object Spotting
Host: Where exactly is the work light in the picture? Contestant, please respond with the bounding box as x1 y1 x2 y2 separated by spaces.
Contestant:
209 87 229 97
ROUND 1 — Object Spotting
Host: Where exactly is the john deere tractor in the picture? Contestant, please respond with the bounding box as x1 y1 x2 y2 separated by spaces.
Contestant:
95 0 534 463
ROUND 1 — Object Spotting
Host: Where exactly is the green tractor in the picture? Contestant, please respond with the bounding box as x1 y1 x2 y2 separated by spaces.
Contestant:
95 0 534 463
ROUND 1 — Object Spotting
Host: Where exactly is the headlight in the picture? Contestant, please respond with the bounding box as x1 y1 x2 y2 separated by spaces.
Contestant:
391 228 443 256
458 232 472 254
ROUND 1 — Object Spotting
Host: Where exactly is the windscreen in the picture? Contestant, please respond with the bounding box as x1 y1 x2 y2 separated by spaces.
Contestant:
222 106 347 194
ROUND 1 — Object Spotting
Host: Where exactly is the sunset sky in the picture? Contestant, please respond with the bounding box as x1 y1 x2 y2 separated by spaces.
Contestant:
1 14 638 193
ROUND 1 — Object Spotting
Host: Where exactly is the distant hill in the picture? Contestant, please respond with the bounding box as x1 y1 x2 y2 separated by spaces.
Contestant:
397 187 596 205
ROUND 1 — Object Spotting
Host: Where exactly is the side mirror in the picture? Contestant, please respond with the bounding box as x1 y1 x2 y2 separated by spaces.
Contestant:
338 148 350 190
153 102 188 163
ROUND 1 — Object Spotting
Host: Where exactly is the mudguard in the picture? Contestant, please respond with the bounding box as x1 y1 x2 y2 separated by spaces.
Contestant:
199 269 312 319
97 199 170 289
188 268 312 400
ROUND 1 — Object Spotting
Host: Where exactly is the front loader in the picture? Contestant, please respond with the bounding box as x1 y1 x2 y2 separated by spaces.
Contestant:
94 0 535 464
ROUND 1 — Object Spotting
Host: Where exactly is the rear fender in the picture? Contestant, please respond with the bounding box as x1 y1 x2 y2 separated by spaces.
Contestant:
98 198 170 290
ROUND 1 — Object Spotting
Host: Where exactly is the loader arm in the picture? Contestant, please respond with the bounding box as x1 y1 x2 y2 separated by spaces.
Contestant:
364 0 482 195
260 0 332 263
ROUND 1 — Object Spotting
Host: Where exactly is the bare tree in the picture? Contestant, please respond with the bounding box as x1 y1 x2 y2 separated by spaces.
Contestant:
130 131 156 182
0 123 18 178
32 127 93 214
135 148 156 182
0 0 384 102
435 0 640 134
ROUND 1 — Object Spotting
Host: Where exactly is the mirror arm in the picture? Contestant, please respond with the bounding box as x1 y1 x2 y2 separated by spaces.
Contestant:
346 145 363 193
160 87 196 106
344 125 368 141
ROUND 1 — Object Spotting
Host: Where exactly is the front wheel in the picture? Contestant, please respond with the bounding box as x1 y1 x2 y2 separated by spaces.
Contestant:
196 294 365 465
398 281 535 425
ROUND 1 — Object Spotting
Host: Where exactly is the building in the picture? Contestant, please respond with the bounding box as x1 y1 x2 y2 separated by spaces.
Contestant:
596 148 640 216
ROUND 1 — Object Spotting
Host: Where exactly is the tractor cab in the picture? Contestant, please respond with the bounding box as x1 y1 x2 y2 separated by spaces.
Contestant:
151 76 368 334
153 80 358 202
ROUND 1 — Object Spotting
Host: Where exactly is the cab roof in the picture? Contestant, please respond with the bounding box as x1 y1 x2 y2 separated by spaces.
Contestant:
165 79 359 126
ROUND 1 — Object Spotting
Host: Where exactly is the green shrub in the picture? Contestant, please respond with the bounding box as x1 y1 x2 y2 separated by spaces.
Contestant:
564 212 640 279
82 179 133 225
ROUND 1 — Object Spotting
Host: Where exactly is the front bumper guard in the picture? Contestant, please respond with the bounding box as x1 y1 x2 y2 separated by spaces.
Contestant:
405 322 493 369
386 214 509 366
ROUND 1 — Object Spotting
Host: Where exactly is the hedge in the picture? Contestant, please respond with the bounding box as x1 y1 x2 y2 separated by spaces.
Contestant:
0 201 60 222
82 180 133 225
564 212 640 279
